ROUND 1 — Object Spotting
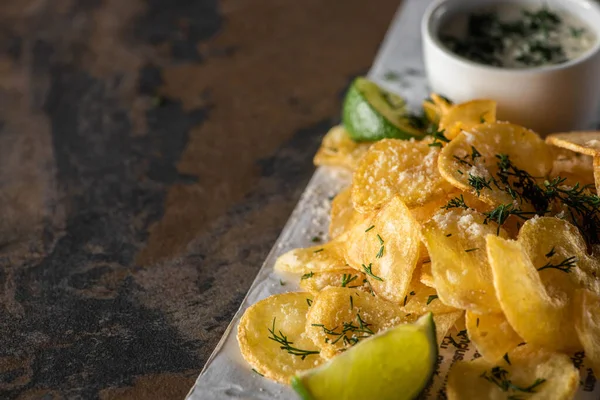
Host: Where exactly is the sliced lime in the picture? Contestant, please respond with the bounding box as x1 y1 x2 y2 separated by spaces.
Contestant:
342 77 426 142
291 313 437 400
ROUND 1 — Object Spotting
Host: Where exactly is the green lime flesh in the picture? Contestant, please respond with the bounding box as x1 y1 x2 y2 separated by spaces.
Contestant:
292 313 438 400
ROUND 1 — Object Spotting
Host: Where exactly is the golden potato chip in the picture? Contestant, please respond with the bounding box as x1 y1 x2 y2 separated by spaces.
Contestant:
453 312 467 333
422 209 506 314
237 292 324 383
305 287 408 358
434 311 464 346
329 187 366 239
431 93 452 114
438 122 553 206
419 260 435 288
344 196 421 303
423 99 441 125
313 125 371 170
465 311 522 363
447 345 579 400
546 131 600 157
299 268 369 295
549 147 595 187
574 289 600 377
439 99 497 140
519 217 600 295
351 138 455 212
275 237 348 275
410 196 450 224
486 233 581 351
403 271 459 316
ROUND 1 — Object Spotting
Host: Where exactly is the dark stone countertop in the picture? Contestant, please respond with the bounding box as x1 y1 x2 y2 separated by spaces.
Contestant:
0 0 400 398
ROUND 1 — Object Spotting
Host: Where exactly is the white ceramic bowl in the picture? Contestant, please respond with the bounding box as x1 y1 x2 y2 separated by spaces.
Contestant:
422 0 600 135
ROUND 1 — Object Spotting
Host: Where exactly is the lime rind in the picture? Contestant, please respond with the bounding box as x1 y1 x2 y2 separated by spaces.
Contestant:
291 376 314 400
292 313 437 400
342 77 425 142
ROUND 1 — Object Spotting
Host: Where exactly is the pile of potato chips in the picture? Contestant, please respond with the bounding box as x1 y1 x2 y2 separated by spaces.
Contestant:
238 95 600 399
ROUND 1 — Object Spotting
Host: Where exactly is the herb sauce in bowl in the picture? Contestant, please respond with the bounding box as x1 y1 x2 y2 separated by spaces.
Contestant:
439 6 596 68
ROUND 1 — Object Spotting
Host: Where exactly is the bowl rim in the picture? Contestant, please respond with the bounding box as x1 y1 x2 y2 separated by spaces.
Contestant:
421 0 600 75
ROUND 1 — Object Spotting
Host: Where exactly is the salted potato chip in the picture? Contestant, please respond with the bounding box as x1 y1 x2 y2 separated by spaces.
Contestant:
454 313 467 333
431 93 452 114
434 311 464 346
419 260 435 288
409 196 451 224
299 268 368 295
546 131 600 157
237 292 323 383
438 122 553 206
486 233 581 351
574 289 600 377
439 99 497 140
465 311 522 363
519 217 600 295
305 287 408 358
423 100 441 125
549 147 595 187
351 138 455 212
447 345 579 400
275 237 348 275
546 132 600 193
403 270 459 316
344 196 421 303
313 125 371 171
329 187 366 239
422 209 506 314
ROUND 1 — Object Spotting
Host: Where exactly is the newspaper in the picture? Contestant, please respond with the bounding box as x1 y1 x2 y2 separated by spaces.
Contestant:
187 0 600 398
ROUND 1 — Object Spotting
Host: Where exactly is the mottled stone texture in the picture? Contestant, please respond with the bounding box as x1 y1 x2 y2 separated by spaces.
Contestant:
0 0 399 398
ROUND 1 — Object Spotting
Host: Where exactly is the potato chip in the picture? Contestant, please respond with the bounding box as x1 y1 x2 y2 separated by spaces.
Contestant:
438 122 553 206
518 217 600 295
419 260 436 288
434 311 464 347
574 289 600 377
546 131 600 157
486 233 581 351
546 131 600 194
549 147 595 187
447 345 579 400
422 209 506 314
438 99 497 140
351 138 455 212
410 191 495 225
344 196 421 303
453 312 467 333
465 311 522 363
329 187 366 239
423 100 441 125
299 268 369 295
403 270 459 316
305 287 408 358
275 237 348 275
431 93 452 114
237 292 324 383
313 125 371 171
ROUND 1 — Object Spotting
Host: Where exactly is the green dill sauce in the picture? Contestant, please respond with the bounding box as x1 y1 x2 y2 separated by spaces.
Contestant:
439 6 597 68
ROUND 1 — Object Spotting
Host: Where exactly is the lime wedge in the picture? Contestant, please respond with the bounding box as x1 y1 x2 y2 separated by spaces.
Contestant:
342 77 426 142
291 313 437 400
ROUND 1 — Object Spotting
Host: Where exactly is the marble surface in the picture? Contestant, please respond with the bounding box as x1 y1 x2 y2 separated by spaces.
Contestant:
0 0 401 398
